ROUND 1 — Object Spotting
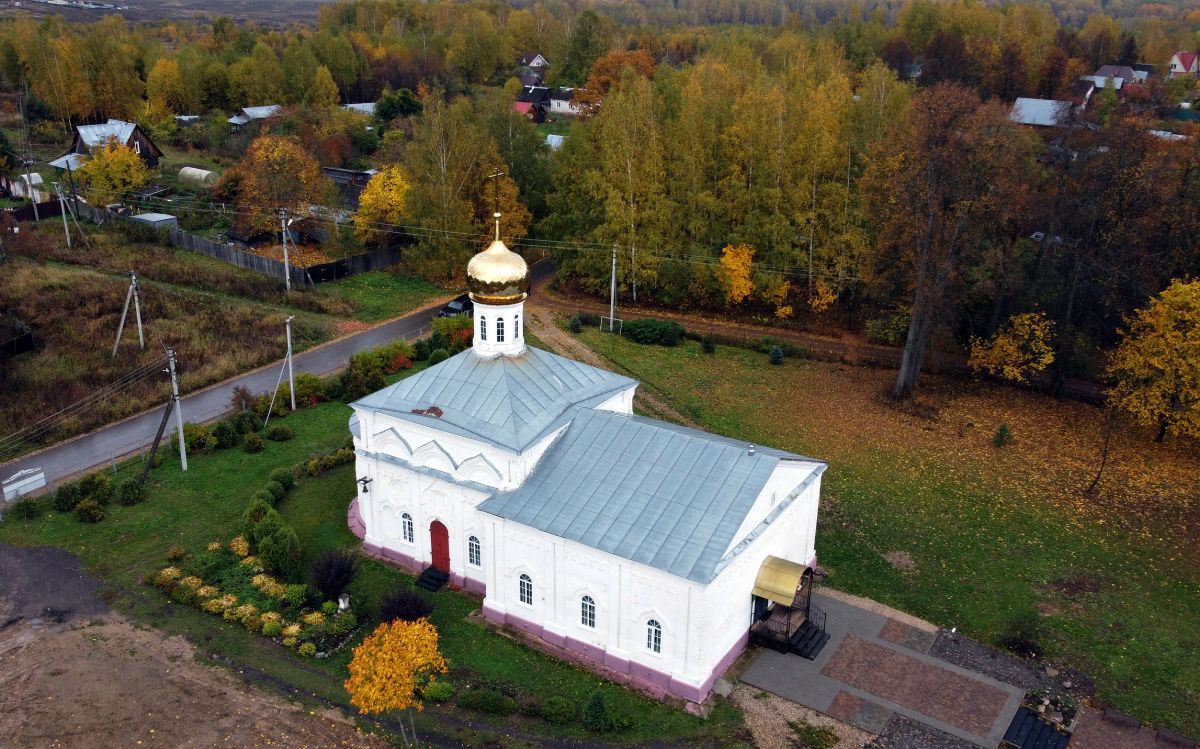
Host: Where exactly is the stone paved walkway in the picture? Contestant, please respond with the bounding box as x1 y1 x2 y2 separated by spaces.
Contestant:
741 592 1025 748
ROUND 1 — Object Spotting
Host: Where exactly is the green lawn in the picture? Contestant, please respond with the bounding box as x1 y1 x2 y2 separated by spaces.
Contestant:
0 364 744 746
322 271 449 323
575 328 1200 736
535 122 571 138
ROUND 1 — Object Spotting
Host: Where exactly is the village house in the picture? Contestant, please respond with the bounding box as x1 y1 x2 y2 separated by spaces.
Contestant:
1009 97 1076 128
548 87 583 117
517 52 549 85
1169 51 1199 78
227 105 282 132
347 217 827 706
518 52 549 69
512 86 550 122
50 119 163 170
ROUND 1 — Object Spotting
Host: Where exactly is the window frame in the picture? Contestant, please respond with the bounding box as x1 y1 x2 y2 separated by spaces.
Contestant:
580 595 596 628
479 314 487 341
467 535 481 567
400 512 414 544
518 573 533 606
646 619 662 654
496 316 505 343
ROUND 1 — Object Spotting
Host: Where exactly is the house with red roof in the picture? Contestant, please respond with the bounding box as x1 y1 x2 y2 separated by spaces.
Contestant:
1169 52 1199 78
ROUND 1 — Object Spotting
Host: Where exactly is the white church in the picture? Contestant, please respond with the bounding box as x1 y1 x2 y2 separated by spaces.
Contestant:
347 220 827 705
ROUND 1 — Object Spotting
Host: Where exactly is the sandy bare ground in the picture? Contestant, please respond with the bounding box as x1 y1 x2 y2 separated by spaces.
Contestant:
0 545 389 749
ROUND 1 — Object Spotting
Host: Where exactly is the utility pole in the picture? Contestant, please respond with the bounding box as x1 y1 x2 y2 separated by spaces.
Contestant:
167 347 187 471
608 244 618 333
111 271 145 358
54 182 70 248
285 315 296 411
279 208 291 293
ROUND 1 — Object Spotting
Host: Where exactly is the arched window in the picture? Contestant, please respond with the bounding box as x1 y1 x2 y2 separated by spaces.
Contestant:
646 619 662 653
467 535 481 567
401 512 414 544
479 315 487 341
496 316 505 343
581 595 596 628
519 573 533 605
513 314 520 339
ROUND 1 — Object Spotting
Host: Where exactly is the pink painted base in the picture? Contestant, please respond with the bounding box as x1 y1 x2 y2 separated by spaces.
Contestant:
347 498 485 595
482 603 746 705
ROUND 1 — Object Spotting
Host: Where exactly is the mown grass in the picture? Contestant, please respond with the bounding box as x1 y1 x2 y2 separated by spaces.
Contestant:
0 366 745 746
322 271 448 323
574 328 1200 736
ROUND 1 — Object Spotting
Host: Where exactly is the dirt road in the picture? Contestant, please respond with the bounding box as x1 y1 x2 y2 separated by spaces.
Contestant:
0 544 389 749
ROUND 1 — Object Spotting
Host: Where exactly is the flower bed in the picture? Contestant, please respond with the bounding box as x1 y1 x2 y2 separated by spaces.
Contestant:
152 536 359 656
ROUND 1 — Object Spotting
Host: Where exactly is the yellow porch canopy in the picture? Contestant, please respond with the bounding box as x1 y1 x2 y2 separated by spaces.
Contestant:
752 555 809 606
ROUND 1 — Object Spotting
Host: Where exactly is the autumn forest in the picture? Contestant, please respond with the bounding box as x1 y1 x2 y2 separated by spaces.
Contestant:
1 0 1198 436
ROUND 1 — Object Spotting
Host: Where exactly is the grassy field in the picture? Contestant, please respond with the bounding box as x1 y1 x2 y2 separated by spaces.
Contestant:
323 271 448 323
574 327 1200 735
0 366 745 747
0 224 444 457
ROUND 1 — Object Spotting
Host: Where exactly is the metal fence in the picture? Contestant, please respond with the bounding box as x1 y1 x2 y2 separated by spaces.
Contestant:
63 198 405 286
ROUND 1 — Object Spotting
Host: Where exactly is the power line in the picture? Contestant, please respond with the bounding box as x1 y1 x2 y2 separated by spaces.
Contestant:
102 191 864 283
0 357 169 457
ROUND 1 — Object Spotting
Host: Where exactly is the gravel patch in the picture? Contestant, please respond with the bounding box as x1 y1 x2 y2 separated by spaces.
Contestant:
865 715 980 749
731 684 873 749
930 630 1051 691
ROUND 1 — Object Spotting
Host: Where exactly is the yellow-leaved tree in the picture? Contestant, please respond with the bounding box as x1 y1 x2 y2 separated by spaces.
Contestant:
719 244 755 305
224 135 326 235
344 618 448 718
75 137 152 205
968 312 1056 384
354 166 411 246
1107 279 1200 442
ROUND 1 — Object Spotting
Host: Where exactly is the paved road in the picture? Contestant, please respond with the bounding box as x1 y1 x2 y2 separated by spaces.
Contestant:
0 262 553 493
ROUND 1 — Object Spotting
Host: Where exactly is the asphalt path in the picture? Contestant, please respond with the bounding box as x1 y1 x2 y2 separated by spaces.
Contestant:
0 261 554 492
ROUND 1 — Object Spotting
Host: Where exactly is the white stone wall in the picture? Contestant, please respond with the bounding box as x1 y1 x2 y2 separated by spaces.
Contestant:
480 462 823 697
472 300 526 358
699 473 822 670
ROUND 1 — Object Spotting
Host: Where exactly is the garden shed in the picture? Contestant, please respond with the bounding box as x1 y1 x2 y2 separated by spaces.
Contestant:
130 213 178 230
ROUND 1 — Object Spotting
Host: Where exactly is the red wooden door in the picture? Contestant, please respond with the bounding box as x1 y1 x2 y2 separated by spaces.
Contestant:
429 521 450 572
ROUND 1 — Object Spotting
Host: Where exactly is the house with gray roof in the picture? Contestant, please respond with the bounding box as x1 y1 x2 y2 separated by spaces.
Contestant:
228 105 282 132
346 215 827 706
55 119 163 169
1010 97 1076 128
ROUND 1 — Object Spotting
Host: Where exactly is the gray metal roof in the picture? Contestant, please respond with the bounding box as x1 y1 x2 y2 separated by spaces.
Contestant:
77 119 136 148
242 105 281 119
1010 98 1074 127
352 347 636 452
48 153 85 171
478 408 823 583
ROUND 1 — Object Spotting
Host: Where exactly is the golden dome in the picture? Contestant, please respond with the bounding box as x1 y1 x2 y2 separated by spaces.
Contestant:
467 237 528 305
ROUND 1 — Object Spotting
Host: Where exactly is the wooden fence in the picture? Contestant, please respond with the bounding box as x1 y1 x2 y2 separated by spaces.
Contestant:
64 198 405 287
5 200 63 222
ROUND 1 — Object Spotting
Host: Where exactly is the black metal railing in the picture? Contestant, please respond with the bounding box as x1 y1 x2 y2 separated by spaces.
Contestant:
808 602 827 634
